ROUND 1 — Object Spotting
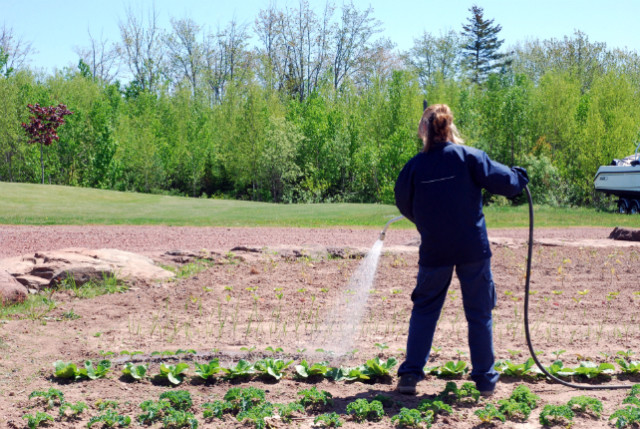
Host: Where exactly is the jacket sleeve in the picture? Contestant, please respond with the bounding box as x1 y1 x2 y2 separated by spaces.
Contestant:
469 150 529 197
394 160 416 224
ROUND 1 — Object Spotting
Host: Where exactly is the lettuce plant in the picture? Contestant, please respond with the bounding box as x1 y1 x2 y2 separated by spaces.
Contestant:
157 363 189 385
295 360 329 378
194 359 222 380
121 362 148 381
254 358 293 380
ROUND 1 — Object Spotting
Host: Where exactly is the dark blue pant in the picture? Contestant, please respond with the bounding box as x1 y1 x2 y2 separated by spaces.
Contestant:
397 258 499 391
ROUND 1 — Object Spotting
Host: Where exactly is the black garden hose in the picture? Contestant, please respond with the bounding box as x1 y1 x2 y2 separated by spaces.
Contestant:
522 184 632 390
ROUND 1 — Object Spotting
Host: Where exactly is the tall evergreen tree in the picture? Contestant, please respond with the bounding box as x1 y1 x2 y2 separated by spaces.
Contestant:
461 5 505 84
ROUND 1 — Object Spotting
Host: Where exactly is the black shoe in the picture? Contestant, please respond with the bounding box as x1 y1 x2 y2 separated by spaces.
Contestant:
396 374 419 395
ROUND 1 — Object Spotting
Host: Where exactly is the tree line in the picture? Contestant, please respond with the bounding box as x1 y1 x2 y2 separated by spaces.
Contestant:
1 4 639 206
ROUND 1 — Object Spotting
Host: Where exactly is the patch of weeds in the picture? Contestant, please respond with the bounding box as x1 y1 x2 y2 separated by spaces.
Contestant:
60 309 81 320
59 273 128 299
0 289 57 321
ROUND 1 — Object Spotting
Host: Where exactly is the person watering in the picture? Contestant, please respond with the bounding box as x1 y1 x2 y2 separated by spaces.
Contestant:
394 104 529 395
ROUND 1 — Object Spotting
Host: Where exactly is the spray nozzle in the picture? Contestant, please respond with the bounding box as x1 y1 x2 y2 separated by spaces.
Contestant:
379 216 404 241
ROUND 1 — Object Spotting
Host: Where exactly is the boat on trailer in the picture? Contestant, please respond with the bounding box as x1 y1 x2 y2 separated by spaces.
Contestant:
594 142 640 214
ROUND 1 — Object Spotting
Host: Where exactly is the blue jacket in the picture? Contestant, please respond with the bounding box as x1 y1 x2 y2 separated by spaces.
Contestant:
394 141 529 267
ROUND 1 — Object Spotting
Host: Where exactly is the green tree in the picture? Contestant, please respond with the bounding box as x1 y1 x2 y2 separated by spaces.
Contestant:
461 5 506 84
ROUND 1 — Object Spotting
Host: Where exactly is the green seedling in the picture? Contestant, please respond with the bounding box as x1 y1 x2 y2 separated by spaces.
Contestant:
202 400 231 420
314 412 343 427
551 349 567 359
58 401 88 419
616 358 640 375
375 342 389 351
162 409 198 428
265 346 284 354
224 386 266 412
87 409 132 428
567 395 603 418
274 402 304 423
222 359 255 379
157 362 190 385
475 403 506 424
572 361 615 379
255 357 293 380
539 404 574 426
121 362 148 381
495 358 540 378
236 402 274 429
391 408 433 428
610 406 640 428
362 356 397 378
159 390 193 411
417 398 452 416
545 360 575 378
346 398 384 422
138 400 171 425
428 360 467 377
29 388 64 409
194 359 222 380
96 399 119 411
23 412 54 429
618 350 636 358
295 360 329 378
298 386 333 411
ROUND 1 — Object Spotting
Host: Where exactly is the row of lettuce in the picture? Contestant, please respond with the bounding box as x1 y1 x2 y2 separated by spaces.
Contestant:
53 355 640 385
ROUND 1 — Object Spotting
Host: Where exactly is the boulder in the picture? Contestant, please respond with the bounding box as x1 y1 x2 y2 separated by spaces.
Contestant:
609 227 640 241
0 269 28 305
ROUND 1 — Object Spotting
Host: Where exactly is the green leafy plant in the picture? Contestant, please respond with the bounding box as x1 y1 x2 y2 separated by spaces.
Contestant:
545 360 575 377
157 363 190 385
391 407 433 428
346 398 384 422
567 395 603 418
81 359 112 380
509 384 540 409
254 357 293 380
87 409 132 428
162 409 198 428
159 390 193 411
222 359 255 379
274 402 304 423
427 360 468 377
572 361 615 379
474 403 506 424
236 402 274 429
617 358 640 375
295 360 329 378
23 412 54 429
202 400 231 420
194 359 222 380
495 358 540 378
610 406 640 428
297 386 333 411
96 399 119 411
53 361 79 379
438 381 480 403
417 398 452 416
224 386 266 413
497 399 533 421
59 401 88 419
121 362 148 381
138 400 171 425
361 357 397 379
29 388 64 409
539 404 574 426
314 412 343 427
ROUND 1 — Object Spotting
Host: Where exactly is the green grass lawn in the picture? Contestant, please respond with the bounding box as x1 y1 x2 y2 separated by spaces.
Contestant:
0 182 637 228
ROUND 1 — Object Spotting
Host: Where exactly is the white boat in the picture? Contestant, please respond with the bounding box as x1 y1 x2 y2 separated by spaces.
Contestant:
594 142 640 214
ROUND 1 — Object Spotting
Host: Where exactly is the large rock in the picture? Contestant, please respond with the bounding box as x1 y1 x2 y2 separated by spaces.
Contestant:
0 248 175 293
0 269 28 305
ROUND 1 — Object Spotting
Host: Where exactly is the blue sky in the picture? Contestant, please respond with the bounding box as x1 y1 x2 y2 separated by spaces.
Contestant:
3 0 639 74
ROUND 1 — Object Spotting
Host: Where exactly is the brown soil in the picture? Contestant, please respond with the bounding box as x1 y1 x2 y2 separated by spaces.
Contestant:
1 225 639 428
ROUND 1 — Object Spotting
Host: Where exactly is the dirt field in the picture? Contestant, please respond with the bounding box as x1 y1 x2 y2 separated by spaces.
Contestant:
1 225 639 428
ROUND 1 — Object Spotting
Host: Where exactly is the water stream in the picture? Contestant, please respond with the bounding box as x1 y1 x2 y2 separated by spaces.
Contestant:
311 239 384 356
